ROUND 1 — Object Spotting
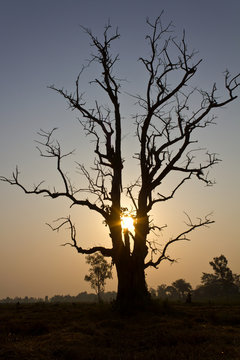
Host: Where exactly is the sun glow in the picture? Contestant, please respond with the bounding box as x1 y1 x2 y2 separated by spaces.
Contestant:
121 216 135 233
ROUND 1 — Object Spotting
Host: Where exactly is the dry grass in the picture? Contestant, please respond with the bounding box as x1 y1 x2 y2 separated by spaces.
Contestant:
0 301 240 359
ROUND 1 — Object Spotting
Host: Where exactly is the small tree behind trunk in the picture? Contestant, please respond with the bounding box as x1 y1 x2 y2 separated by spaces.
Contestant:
84 253 112 303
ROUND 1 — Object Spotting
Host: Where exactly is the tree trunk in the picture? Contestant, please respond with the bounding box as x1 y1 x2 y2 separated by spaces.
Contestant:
110 217 150 310
115 250 150 309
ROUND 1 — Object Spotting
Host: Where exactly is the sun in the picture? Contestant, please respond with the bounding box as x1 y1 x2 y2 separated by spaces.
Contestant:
121 216 135 232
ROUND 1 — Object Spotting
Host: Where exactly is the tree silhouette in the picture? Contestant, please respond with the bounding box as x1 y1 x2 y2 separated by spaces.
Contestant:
157 284 168 298
1 15 239 307
84 252 112 303
165 285 178 299
202 255 234 284
200 255 239 297
172 279 192 299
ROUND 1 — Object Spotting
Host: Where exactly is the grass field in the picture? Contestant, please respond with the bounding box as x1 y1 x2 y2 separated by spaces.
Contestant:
0 301 240 359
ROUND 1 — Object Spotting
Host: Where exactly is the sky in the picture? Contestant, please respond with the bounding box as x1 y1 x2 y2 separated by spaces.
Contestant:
0 0 240 299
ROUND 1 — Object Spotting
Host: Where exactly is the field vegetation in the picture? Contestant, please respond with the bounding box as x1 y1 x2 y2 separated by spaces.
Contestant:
1 301 240 359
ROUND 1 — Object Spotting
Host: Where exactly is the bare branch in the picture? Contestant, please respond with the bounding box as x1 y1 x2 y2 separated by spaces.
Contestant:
47 217 113 257
35 128 75 194
0 165 109 220
135 16 239 216
149 174 192 209
145 214 214 268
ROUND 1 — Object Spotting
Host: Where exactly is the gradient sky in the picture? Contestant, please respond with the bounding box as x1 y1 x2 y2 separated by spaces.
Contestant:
0 0 240 299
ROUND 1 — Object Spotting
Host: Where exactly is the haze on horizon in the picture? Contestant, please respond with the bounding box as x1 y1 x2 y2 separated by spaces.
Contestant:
0 0 239 299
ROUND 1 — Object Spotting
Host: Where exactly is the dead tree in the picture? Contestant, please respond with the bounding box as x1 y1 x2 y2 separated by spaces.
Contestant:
1 15 239 307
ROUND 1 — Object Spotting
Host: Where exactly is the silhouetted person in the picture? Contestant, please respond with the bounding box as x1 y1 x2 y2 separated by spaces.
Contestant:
186 291 192 304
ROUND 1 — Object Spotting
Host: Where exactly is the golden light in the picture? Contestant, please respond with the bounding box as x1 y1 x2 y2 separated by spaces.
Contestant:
121 215 135 232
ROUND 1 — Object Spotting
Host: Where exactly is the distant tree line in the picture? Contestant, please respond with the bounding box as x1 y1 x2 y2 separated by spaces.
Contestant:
1 255 239 304
150 255 240 302
0 296 46 304
0 291 117 304
195 255 240 300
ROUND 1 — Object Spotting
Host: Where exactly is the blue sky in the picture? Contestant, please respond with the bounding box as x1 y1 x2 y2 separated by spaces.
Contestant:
0 0 240 298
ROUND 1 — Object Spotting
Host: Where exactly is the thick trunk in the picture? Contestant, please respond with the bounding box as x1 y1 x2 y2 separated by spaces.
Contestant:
115 250 150 308
109 211 150 309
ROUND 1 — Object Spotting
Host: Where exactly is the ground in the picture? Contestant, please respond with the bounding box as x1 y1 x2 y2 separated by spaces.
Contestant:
0 301 240 359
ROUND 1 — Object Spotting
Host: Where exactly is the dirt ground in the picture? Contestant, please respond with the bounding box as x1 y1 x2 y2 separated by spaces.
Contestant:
0 301 240 359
